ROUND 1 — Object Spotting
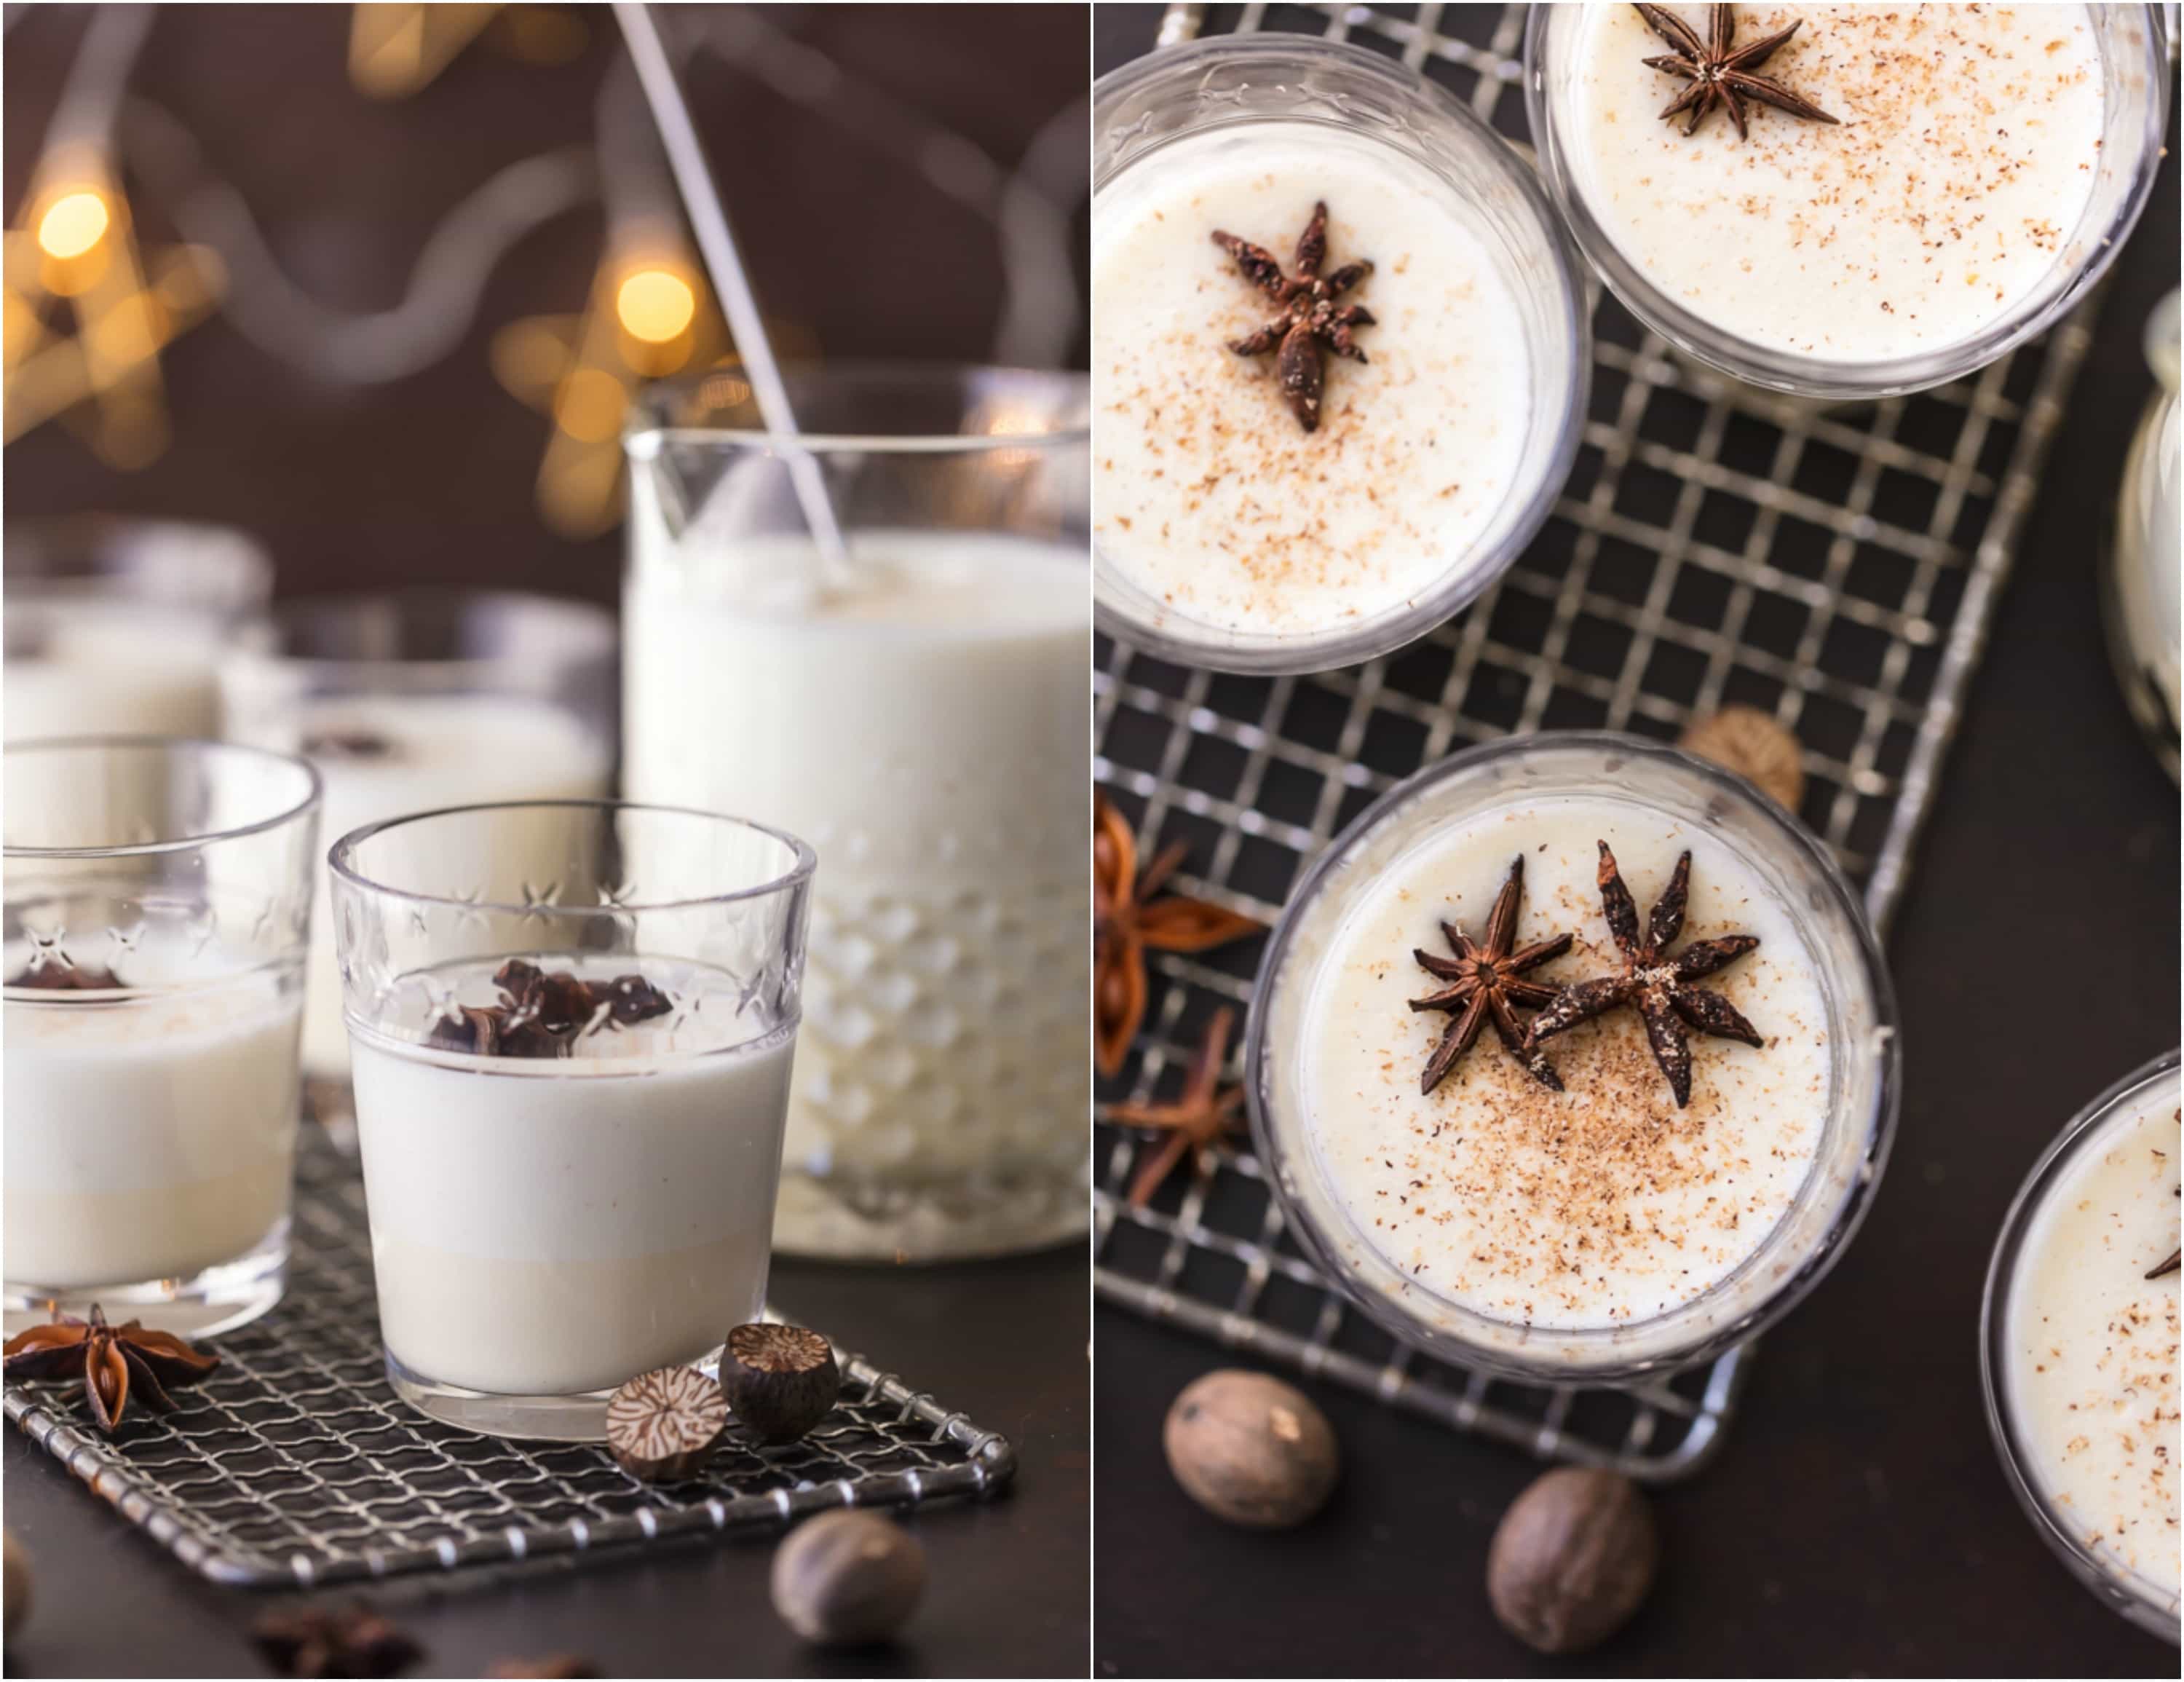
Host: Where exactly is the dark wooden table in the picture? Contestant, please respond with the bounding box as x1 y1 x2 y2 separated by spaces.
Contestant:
4 1249 1088 1678
1091 7 2182 1677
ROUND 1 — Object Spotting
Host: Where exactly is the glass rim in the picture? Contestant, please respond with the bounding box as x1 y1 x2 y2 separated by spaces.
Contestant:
623 360 1091 456
327 798 818 917
1978 1045 2183 1637
2 735 322 860
237 587 617 680
1088 32 1591 674
1522 4 2175 400
1243 730 1902 1383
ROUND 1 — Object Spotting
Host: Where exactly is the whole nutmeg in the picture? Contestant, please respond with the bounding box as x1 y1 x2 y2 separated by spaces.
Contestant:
1487 1466 1658 1655
3 1530 27 1639
1162 1369 1338 1529
770 1511 926 1646
1679 706 1805 814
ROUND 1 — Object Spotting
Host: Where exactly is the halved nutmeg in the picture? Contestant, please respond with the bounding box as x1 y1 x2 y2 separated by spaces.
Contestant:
720 1322 840 1445
605 1365 727 1481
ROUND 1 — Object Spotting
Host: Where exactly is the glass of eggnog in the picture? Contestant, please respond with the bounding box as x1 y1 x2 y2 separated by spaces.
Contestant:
330 799 814 1439
4 738 320 1337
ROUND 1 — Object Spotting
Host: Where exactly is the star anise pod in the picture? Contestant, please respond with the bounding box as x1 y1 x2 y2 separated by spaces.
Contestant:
1409 855 1573 1095
1524 842 1764 1108
2148 1249 2180 1281
1634 4 1839 140
7 957 122 990
1 1303 221 1434
1111 1006 1246 1207
1093 795 1261 1077
251 1604 423 1679
427 959 673 1059
1211 200 1375 434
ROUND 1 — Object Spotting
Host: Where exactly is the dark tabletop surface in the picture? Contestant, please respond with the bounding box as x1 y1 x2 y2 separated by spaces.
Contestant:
4 1248 1088 1678
1092 6 2183 1678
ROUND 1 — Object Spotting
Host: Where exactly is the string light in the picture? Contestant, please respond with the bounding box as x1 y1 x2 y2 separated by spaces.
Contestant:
348 4 502 99
492 242 820 537
493 243 737 537
614 265 695 345
7 6 1078 521
35 189 110 261
4 147 223 468
347 4 588 96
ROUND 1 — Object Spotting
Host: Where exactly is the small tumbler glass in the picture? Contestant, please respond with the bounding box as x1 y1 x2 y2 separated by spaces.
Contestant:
330 799 814 1439
1091 34 1588 672
4 738 320 1335
1248 733 1898 1384
623 364 1090 1261
1526 5 2172 400
4 517 272 743
1982 1049 2181 1641
221 590 617 1082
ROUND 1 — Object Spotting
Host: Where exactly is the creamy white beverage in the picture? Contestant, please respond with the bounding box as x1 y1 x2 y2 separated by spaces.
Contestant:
1561 4 2105 363
2001 1073 2180 1610
229 692 614 1077
623 524 1088 1257
5 601 234 742
1093 121 1531 636
1286 799 1831 1334
3 932 303 1293
348 955 794 1398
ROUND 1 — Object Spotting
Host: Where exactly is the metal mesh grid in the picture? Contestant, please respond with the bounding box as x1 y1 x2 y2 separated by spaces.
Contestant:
1093 0 2100 1482
4 1121 1015 1589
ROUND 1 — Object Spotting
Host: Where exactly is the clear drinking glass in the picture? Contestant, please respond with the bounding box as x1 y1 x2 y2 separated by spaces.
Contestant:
3 738 320 1335
221 590 617 1082
330 800 814 1439
1526 5 2172 400
4 517 272 743
1982 1049 2181 1642
1247 733 1899 1384
623 364 1090 1261
1091 35 1589 673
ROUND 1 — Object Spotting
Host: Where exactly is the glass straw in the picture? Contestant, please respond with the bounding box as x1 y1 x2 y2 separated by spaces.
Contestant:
611 1 852 586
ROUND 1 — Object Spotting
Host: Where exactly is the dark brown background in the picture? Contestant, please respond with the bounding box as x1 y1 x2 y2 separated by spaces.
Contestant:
1092 5 2183 1678
2 7 1088 1678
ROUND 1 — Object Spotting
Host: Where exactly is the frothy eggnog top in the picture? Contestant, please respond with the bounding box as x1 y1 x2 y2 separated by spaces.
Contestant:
1301 801 1832 1330
1564 4 2107 361
1094 122 1532 636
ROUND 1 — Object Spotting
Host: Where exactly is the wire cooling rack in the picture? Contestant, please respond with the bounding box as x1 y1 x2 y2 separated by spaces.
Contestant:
4 1121 1015 1589
1094 0 2104 1482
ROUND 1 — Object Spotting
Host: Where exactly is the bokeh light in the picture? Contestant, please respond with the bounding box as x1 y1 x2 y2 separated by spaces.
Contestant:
614 266 696 344
36 190 110 261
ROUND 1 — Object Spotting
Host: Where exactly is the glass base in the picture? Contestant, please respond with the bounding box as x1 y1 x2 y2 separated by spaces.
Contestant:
4 1225 288 1339
384 1346 731 1441
770 1164 1089 1262
387 1351 620 1442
